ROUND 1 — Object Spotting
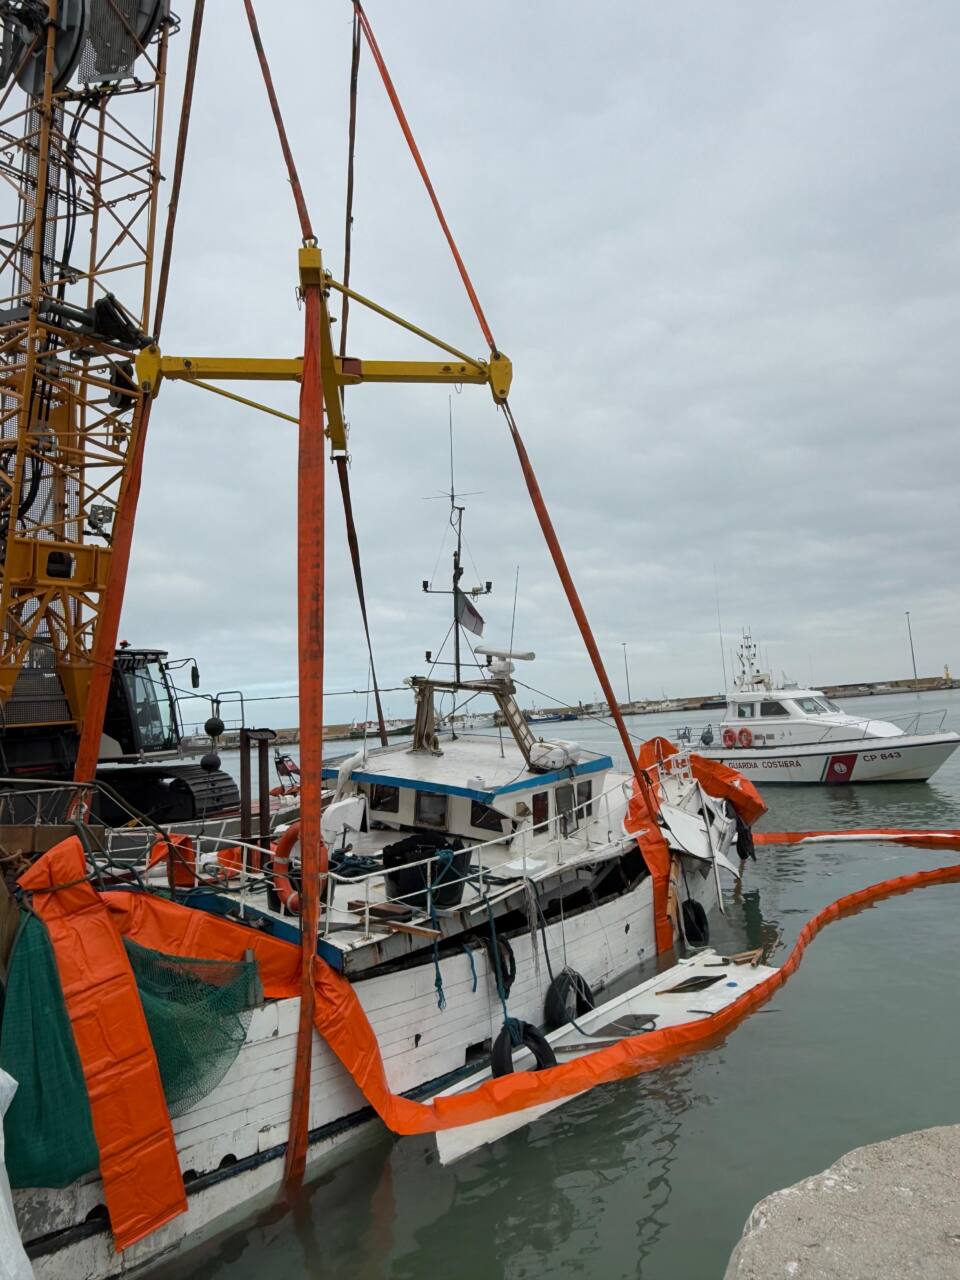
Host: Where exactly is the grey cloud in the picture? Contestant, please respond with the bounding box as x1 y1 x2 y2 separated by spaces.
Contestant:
123 1 960 727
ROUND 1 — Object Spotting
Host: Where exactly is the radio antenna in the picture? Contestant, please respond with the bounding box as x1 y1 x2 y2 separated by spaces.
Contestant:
714 562 729 694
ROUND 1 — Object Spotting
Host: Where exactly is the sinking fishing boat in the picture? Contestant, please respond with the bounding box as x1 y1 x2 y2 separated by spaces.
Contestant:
5 481 766 1272
687 633 959 784
6 710 762 1274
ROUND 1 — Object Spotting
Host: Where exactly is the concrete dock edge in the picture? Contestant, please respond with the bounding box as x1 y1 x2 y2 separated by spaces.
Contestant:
724 1124 960 1279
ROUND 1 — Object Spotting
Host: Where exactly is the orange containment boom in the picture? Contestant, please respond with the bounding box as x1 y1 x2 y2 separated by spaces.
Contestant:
100 854 960 1140
754 828 960 851
18 840 186 1251
21 823 960 1253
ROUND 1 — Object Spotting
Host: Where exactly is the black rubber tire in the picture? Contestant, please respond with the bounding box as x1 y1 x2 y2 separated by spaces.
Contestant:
735 812 756 861
491 1020 558 1078
681 897 710 945
543 968 596 1030
496 936 517 995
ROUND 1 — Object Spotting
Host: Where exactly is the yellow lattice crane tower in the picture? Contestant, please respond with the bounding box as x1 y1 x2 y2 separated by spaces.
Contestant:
0 1 180 787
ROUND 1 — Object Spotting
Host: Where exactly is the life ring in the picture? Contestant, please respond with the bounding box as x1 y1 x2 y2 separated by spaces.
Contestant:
737 726 753 748
490 1019 558 1078
271 822 302 912
270 821 327 915
544 968 596 1030
721 728 737 749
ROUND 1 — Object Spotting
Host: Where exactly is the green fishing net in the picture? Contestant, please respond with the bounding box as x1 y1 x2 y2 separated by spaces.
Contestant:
0 914 97 1188
0 911 260 1188
122 937 259 1119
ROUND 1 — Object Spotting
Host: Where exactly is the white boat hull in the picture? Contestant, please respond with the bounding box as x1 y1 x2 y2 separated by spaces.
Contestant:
696 733 959 784
434 947 778 1165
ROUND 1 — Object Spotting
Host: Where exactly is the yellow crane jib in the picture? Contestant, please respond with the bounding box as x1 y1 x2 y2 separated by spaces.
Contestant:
135 245 513 453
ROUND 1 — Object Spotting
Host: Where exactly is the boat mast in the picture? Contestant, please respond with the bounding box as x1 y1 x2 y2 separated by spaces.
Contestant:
452 502 464 683
422 406 490 687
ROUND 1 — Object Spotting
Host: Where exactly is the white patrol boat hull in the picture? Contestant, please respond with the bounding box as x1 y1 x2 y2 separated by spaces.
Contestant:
696 732 960 784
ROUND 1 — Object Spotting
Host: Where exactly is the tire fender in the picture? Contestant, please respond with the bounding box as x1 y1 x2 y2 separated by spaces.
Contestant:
490 1020 558 1078
681 897 710 946
735 812 756 861
544 968 596 1030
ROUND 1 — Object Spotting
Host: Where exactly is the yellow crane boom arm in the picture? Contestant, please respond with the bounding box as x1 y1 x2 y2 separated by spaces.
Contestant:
136 248 512 452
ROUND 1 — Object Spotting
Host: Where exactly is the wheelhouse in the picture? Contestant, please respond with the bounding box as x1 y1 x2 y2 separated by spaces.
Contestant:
323 742 612 847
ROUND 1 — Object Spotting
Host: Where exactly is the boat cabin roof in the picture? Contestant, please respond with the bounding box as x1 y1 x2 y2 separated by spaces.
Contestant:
727 687 842 714
322 733 612 805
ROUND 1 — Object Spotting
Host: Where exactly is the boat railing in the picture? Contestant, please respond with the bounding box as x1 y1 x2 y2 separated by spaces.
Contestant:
1 773 634 940
792 707 950 745
0 780 81 826
315 775 634 936
883 707 949 736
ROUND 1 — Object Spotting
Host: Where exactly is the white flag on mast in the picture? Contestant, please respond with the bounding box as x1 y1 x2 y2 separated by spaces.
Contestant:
455 588 484 637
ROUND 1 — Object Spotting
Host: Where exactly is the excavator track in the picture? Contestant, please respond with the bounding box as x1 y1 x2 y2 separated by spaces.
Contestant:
93 763 240 827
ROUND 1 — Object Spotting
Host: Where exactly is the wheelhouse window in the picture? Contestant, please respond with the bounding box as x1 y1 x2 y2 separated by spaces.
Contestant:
760 700 789 717
415 791 447 829
795 697 839 715
735 702 756 719
576 779 593 818
532 790 549 834
370 783 399 813
556 783 576 832
470 800 505 833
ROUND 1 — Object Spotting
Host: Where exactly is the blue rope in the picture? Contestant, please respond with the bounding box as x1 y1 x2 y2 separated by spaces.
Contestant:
460 941 478 993
429 850 456 1011
486 902 522 1045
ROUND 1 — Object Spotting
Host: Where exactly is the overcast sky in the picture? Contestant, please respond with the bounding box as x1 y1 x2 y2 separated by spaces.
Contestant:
121 1 960 728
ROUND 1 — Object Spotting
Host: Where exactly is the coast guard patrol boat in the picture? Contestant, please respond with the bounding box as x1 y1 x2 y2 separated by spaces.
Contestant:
690 634 959 784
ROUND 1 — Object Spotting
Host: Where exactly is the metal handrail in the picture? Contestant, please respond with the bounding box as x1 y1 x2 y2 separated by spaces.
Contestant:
721 708 950 748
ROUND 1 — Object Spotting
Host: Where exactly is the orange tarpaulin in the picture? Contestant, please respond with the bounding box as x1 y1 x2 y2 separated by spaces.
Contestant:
19 840 187 1252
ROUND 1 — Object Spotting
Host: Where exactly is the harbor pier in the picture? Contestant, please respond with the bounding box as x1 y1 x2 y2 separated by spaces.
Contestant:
724 1124 960 1279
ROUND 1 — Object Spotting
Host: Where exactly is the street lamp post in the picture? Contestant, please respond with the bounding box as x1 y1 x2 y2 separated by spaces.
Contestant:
621 642 632 708
905 611 918 687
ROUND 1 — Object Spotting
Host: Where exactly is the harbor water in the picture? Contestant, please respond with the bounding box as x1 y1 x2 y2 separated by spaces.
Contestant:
154 689 960 1280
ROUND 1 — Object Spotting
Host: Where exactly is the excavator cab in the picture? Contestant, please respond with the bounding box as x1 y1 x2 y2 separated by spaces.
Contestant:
102 648 182 761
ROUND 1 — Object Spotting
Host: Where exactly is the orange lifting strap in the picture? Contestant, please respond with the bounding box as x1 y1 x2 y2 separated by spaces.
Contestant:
353 0 662 848
241 0 327 1193
19 840 186 1252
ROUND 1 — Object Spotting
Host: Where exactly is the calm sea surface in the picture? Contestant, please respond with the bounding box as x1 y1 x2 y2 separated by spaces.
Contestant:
154 689 960 1280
